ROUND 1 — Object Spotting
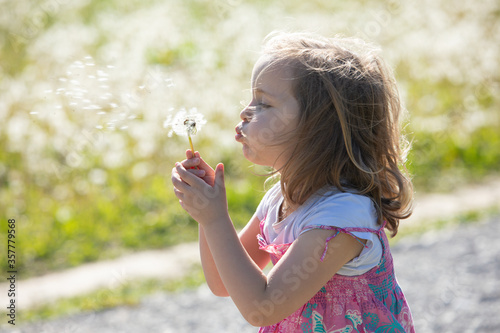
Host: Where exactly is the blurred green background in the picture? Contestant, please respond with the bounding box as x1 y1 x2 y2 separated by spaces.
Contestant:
0 0 499 278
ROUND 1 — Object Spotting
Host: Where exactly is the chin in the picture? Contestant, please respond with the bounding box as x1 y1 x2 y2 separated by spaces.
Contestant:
241 145 255 162
240 145 260 165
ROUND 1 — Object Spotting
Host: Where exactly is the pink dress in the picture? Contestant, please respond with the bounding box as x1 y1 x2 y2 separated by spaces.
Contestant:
257 221 415 333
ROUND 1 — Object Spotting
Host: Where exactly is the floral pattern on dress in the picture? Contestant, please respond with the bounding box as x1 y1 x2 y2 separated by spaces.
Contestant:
256 222 415 333
312 310 353 333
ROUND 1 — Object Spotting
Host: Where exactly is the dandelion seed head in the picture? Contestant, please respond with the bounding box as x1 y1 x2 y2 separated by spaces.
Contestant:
184 119 197 135
163 107 206 138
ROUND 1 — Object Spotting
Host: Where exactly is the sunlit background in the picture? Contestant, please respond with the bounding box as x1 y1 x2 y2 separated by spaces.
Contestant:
0 0 499 327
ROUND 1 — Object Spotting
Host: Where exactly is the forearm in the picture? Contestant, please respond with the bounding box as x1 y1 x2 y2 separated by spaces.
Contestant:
172 162 276 324
202 215 269 324
199 225 229 296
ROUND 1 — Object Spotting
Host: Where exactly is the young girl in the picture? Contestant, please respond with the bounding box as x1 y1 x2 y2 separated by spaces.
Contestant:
171 32 415 332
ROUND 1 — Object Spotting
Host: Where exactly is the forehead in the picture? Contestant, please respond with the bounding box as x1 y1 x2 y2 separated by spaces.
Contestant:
251 55 296 99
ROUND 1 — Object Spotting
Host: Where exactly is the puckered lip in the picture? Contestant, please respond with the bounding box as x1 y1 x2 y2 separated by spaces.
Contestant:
235 124 244 142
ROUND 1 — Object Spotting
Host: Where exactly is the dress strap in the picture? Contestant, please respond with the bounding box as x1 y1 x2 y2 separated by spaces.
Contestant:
259 215 267 235
378 220 387 232
301 225 373 261
301 221 387 261
302 223 384 235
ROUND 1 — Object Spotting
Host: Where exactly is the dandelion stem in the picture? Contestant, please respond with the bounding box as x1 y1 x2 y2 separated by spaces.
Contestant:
188 135 198 170
188 134 195 153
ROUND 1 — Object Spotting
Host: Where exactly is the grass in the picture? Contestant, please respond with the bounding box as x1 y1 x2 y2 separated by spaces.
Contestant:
23 264 207 323
408 125 500 191
0 143 263 277
392 205 500 245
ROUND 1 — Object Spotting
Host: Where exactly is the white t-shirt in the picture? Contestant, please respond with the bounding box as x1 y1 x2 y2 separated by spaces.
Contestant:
256 183 382 276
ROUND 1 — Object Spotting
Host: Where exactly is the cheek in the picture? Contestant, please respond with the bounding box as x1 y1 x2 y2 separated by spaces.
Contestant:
254 126 279 146
267 115 291 136
261 112 298 145
246 118 276 146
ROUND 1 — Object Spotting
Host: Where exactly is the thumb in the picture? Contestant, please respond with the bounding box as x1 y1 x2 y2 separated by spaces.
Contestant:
214 163 225 188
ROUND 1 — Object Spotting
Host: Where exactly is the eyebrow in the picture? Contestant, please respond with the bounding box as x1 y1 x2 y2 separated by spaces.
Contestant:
253 87 277 100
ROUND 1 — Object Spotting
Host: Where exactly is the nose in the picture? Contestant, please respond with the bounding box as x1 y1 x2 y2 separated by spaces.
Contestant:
239 106 253 122
239 107 248 121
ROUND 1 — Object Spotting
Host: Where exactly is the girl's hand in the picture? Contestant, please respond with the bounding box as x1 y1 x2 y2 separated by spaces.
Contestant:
171 159 229 226
181 150 216 186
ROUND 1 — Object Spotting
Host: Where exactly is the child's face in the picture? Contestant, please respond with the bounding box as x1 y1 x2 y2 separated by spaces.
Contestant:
235 56 300 169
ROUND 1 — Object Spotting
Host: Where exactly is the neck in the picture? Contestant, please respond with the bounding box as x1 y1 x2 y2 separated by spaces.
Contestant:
279 195 298 221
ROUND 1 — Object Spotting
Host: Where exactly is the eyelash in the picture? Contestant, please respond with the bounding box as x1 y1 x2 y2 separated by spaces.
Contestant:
243 103 270 122
248 103 270 111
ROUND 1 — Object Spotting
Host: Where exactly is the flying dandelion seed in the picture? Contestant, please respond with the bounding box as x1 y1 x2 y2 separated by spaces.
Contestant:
48 55 175 132
164 107 206 153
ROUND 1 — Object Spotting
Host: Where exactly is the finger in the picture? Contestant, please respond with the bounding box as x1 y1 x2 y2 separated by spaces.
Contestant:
178 199 188 212
214 163 225 188
190 151 213 173
176 163 204 188
195 154 214 173
171 166 190 191
181 157 201 169
186 149 194 159
171 166 182 184
173 187 184 200
187 168 206 177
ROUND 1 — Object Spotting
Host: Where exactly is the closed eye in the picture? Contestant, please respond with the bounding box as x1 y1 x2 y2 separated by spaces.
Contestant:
248 103 271 111
242 103 271 122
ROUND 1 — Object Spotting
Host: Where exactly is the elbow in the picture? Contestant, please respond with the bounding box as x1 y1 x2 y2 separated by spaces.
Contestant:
242 307 283 328
243 311 265 328
241 293 292 327
244 313 279 328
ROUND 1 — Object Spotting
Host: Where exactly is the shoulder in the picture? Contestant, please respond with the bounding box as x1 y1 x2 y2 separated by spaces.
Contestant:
294 189 383 276
302 190 377 228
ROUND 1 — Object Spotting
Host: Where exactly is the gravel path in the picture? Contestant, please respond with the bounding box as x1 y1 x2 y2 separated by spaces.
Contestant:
6 215 500 333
